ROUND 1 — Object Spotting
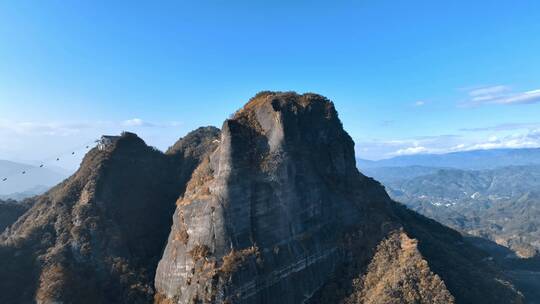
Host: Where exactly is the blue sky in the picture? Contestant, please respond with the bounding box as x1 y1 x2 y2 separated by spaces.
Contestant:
1 1 540 168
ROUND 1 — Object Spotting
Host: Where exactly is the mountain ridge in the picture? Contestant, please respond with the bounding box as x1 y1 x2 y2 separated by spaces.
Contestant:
367 165 540 257
0 129 221 304
154 92 522 304
357 147 540 170
0 92 526 304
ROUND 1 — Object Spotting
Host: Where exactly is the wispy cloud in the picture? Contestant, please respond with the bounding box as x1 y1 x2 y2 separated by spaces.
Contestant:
386 135 462 156
468 85 510 97
122 118 182 128
460 122 540 132
461 85 540 106
394 145 428 155
122 118 154 127
465 130 540 150
356 130 540 160
0 119 186 169
0 118 183 137
355 135 463 159
0 120 106 136
413 101 426 107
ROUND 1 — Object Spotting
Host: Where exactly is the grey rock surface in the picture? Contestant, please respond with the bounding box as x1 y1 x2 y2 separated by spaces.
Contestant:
0 92 526 304
155 93 390 303
154 92 523 304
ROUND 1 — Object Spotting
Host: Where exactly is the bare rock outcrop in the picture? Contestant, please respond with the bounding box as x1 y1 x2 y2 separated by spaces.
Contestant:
0 92 525 304
154 92 523 304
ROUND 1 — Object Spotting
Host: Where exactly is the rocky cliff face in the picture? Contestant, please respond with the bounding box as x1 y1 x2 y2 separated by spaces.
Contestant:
0 92 527 304
0 128 219 304
154 92 390 304
154 92 523 304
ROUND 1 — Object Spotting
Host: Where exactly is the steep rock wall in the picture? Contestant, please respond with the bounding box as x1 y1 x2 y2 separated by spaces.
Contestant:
155 92 523 304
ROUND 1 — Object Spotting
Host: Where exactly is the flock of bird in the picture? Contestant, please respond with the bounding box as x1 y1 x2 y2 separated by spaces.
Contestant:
1 141 96 183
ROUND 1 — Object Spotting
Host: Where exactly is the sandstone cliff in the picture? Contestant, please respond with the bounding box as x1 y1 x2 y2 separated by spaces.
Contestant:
154 92 523 304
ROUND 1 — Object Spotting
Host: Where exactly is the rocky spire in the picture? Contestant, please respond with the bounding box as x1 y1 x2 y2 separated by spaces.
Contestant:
154 92 523 304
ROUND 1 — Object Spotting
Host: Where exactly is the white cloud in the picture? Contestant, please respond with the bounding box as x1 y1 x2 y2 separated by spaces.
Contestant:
414 101 426 107
468 85 510 97
394 146 428 155
499 89 540 105
0 118 183 138
121 118 182 128
466 129 540 150
122 118 153 127
462 85 540 106
0 119 186 170
460 122 540 132
0 120 103 136
488 135 498 142
355 130 540 160
355 135 463 159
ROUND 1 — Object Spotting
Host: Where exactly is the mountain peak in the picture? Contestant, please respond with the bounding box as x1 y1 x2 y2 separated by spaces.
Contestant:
0 93 525 304
236 91 335 119
154 93 522 304
0 128 221 304
99 131 146 151
166 126 220 157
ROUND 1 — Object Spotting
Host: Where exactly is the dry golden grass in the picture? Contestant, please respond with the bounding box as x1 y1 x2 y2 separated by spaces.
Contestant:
178 157 215 206
153 292 177 304
345 230 455 304
173 228 189 245
220 246 259 275
189 244 210 262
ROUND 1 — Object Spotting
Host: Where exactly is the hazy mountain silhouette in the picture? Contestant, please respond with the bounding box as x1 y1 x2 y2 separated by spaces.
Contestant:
0 160 69 199
358 148 540 170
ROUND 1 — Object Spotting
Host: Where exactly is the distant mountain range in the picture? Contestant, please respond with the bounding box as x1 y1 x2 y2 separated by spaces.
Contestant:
359 150 540 301
360 150 540 259
357 148 540 170
0 160 70 199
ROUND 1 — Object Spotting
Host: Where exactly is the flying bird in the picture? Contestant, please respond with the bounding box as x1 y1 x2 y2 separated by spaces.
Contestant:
40 164 44 168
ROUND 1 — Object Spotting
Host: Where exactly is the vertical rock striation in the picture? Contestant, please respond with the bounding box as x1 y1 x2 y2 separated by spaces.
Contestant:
154 92 523 304
155 92 390 303
0 92 526 303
